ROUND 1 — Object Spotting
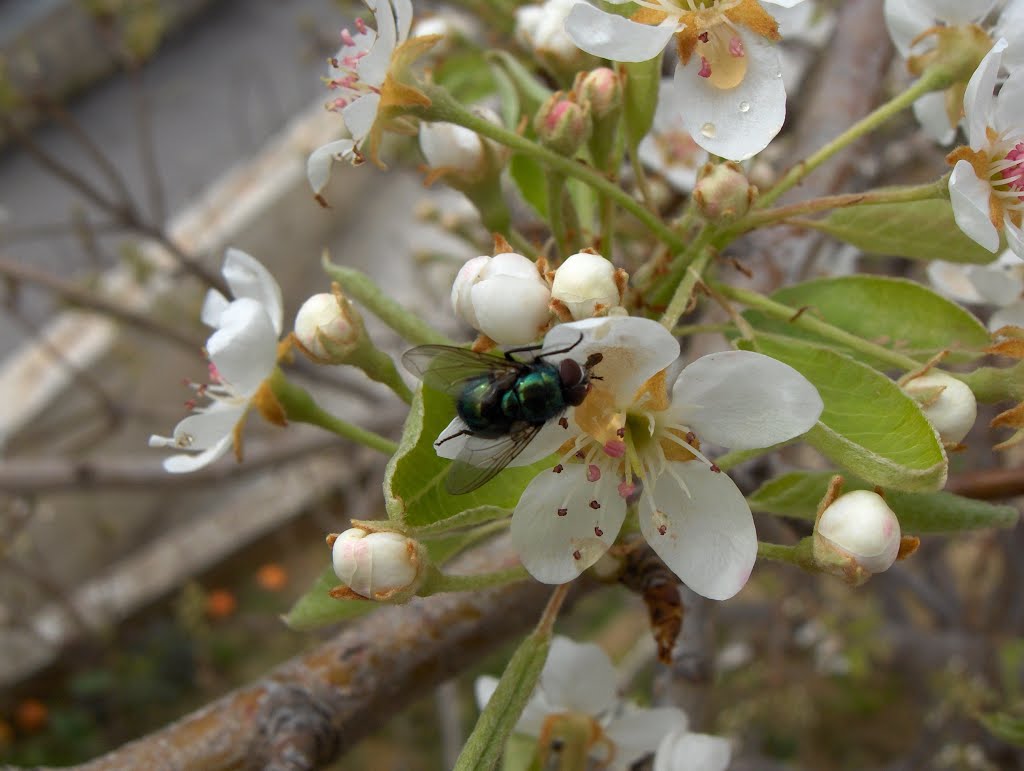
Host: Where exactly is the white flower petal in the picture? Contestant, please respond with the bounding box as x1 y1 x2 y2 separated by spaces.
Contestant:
149 402 245 452
949 160 1001 253
926 260 985 303
200 289 229 328
394 0 414 41
990 300 1024 330
342 93 382 144
605 707 687 769
471 277 551 345
221 248 284 335
967 261 1024 306
307 139 356 195
474 674 499 710
672 30 786 161
565 3 676 62
640 464 756 600
511 464 625 584
1005 218 1024 261
994 66 1024 133
995 1 1024 69
912 91 957 145
963 39 1006 150
883 0 935 57
206 298 279 396
543 317 680 406
162 433 235 473
654 729 733 771
539 637 619 715
760 0 808 7
357 0 399 87
671 350 823 450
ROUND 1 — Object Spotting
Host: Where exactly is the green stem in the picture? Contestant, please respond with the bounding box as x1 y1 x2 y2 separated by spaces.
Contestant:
758 69 952 207
546 173 570 258
649 224 717 307
508 227 538 259
713 283 922 371
757 538 818 571
672 322 734 338
660 249 713 329
423 86 686 254
322 259 452 346
270 369 398 454
732 179 948 234
421 565 529 595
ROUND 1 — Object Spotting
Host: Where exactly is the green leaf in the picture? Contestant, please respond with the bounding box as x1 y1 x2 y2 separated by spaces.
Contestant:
510 154 549 218
980 712 1024 746
435 50 498 105
283 567 374 631
743 275 990 367
739 336 947 491
385 385 553 527
284 527 499 631
487 51 551 122
747 470 1019 532
454 631 551 771
622 56 662 148
809 199 999 264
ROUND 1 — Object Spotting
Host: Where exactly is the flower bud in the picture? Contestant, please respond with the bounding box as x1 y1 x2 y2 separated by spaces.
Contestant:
693 161 756 222
411 11 476 56
534 92 591 156
902 371 977 445
575 68 622 124
515 0 597 80
293 290 365 364
814 491 901 584
451 252 551 344
550 252 625 320
331 528 427 602
419 109 506 186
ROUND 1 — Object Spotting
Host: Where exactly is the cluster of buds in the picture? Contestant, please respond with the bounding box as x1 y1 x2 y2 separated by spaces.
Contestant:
328 527 428 603
451 239 628 346
901 370 978 447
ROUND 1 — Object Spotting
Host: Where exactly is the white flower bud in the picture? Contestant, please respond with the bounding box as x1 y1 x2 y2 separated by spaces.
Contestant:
420 122 487 175
411 11 475 55
515 0 597 77
293 291 364 364
814 491 901 582
551 252 623 320
331 528 427 602
902 372 977 445
451 252 551 344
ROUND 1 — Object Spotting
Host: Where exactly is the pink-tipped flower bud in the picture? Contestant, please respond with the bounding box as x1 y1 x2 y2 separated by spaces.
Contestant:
331 528 427 602
550 252 625 320
294 290 364 364
534 92 592 156
575 68 622 123
814 491 901 585
451 252 551 344
902 371 977 445
693 161 756 222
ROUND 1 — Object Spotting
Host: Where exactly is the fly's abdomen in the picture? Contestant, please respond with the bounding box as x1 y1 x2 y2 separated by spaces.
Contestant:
507 368 565 425
457 374 515 437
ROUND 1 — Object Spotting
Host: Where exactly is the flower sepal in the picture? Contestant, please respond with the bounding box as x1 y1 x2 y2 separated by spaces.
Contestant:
906 23 992 88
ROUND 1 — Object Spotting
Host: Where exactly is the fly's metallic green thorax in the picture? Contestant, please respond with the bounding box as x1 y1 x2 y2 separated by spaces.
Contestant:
457 365 565 437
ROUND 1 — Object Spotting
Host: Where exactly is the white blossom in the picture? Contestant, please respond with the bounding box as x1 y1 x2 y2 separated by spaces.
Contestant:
149 249 283 473
460 316 824 599
450 252 551 344
884 0 1024 142
332 528 426 600
293 292 363 363
566 0 808 160
927 251 1024 330
476 636 692 770
637 79 710 192
947 39 1024 259
307 0 414 194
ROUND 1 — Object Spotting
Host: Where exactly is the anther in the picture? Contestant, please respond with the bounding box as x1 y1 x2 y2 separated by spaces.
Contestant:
595 526 604 537
587 465 601 482
553 464 564 473
557 508 568 517
658 524 667 536
559 417 569 429
710 463 722 473
589 500 601 510
573 549 582 560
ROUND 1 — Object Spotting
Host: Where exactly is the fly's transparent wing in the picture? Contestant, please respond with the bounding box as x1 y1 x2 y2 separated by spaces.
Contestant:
403 345 520 397
445 422 544 495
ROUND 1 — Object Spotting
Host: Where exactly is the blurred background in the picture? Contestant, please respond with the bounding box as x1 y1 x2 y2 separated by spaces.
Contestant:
0 1 1022 768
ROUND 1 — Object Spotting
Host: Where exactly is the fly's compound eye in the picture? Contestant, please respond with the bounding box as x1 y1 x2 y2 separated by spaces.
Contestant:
558 357 584 388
